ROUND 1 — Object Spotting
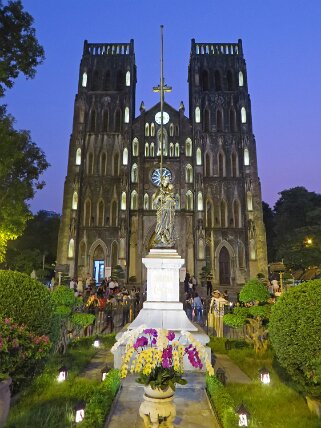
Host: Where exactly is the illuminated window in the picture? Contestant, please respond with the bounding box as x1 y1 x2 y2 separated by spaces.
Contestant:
150 142 155 157
144 193 149 210
124 107 129 123
132 138 139 156
131 190 138 210
131 164 138 183
185 138 192 156
247 192 253 211
239 71 244 87
244 148 250 166
195 107 201 123
122 148 128 165
186 191 193 210
145 143 149 157
196 147 202 165
75 148 81 165
121 192 126 210
197 192 203 211
169 143 174 157
175 143 180 157
185 164 193 183
145 123 150 136
150 122 155 137
82 72 87 87
72 192 78 210
68 239 74 258
241 107 247 124
126 71 130 87
169 123 174 137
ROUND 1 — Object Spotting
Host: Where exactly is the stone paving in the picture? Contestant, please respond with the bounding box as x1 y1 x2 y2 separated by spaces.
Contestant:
213 353 251 384
105 373 220 428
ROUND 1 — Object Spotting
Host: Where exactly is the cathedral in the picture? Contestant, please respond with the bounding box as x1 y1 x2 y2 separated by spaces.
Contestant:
56 38 268 291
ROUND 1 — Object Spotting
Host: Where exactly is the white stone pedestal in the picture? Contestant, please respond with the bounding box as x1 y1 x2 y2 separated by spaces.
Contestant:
113 249 211 369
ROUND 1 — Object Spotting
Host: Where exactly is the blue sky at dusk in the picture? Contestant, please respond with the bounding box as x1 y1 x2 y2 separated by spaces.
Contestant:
4 0 321 213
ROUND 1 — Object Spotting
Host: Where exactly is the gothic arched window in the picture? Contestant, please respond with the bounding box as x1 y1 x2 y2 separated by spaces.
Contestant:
102 109 109 132
111 200 117 226
220 199 227 227
169 143 174 157
197 192 203 211
87 152 94 174
204 108 210 132
68 239 74 258
231 152 238 177
247 191 253 211
126 71 130 86
206 200 213 228
75 148 81 165
233 199 241 227
218 151 226 177
92 70 100 91
186 191 193 210
124 107 129 123
195 107 201 123
196 147 202 165
115 109 122 132
244 148 250 166
116 70 124 91
150 142 155 157
241 107 247 124
216 109 223 131
150 122 155 137
132 138 139 156
229 108 237 132
131 190 138 210
144 193 149 210
122 148 128 165
100 152 107 175
121 192 126 210
239 71 244 87
72 191 78 210
84 199 91 226
250 239 256 260
145 142 149 157
185 138 192 157
82 72 87 87
185 164 193 183
97 200 104 226
175 143 180 157
169 123 174 137
205 153 211 176
131 164 138 183
145 123 150 136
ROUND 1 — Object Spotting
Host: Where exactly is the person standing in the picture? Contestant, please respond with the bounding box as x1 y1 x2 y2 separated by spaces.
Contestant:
193 293 203 324
206 277 213 296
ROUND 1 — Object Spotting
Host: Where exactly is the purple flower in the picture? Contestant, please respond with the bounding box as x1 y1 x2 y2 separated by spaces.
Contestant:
143 328 158 337
133 336 148 349
151 338 157 345
166 331 175 341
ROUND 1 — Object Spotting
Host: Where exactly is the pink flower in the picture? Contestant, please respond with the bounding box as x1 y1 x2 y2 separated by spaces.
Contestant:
166 331 175 341
133 336 148 349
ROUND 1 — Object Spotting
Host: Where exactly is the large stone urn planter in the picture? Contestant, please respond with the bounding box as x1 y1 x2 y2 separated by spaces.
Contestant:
139 385 176 427
0 378 12 428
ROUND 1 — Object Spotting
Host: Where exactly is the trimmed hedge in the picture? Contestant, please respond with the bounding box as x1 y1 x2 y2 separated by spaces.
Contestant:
270 279 321 397
0 270 53 336
206 375 238 427
239 279 270 303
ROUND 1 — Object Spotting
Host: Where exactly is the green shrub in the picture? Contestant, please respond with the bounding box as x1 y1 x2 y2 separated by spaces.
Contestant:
239 279 270 303
270 279 321 397
81 369 120 427
0 270 53 336
71 313 95 328
223 313 247 328
206 375 238 427
0 318 51 391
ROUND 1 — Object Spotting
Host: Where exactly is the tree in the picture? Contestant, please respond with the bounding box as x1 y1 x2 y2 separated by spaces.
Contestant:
262 201 276 262
4 210 60 274
0 108 49 261
273 187 321 270
0 0 45 96
270 279 321 397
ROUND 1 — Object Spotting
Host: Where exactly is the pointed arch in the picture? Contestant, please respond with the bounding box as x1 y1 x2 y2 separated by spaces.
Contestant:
239 71 244 87
229 108 237 132
122 148 128 165
68 239 75 258
110 200 118 226
220 199 227 227
84 198 91 226
82 72 87 87
250 239 256 260
114 109 122 132
102 109 109 132
204 108 210 132
97 199 104 226
247 191 253 211
150 122 155 137
205 152 211 176
186 190 193 210
231 151 239 177
206 199 213 228
100 152 107 175
196 147 202 165
145 123 150 136
121 192 126 210
124 106 129 123
195 106 201 123
218 151 226 177
175 143 180 157
145 142 149 157
244 147 250 166
227 69 234 91
241 107 247 124
132 138 139 156
233 199 241 227
219 246 230 285
169 143 174 157
113 152 119 176
150 142 155 157
144 193 149 210
75 148 81 165
90 110 96 132
131 163 138 183
185 138 192 156
169 123 174 137
216 109 223 131
197 192 203 211
125 70 130 87
87 152 94 174
131 190 138 210
202 69 209 91
185 164 193 183
214 70 222 91
72 191 78 210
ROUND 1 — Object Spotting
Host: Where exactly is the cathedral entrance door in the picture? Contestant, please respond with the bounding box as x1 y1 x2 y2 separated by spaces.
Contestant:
219 247 230 285
93 260 105 283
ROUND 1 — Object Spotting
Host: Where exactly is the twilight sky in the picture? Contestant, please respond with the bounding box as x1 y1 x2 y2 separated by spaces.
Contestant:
4 0 321 213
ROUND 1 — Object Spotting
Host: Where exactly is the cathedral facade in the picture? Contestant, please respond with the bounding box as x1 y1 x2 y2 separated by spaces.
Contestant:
57 38 268 290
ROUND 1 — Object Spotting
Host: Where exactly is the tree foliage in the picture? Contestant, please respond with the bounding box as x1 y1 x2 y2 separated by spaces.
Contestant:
0 0 45 96
270 279 321 397
0 270 54 336
239 279 270 303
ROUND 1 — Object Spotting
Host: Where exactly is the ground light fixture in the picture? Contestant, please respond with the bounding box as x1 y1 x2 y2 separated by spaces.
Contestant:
216 367 226 385
236 403 250 427
259 367 270 384
101 365 111 382
74 401 86 423
57 366 68 382
93 337 100 348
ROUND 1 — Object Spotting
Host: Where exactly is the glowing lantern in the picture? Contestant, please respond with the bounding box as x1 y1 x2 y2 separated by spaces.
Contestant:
259 367 270 385
101 365 111 382
93 337 100 348
57 366 68 382
236 404 250 427
75 401 85 423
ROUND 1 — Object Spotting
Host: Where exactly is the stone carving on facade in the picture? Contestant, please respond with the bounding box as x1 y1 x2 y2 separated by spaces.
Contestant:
248 219 256 239
154 176 176 248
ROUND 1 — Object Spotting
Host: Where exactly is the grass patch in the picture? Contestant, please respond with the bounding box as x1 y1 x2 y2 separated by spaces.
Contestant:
6 334 117 428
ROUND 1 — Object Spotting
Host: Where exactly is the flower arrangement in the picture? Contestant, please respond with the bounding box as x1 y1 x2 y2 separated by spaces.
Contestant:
112 327 214 391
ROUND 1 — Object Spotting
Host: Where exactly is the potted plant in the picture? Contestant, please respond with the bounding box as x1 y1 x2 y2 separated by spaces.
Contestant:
112 327 214 397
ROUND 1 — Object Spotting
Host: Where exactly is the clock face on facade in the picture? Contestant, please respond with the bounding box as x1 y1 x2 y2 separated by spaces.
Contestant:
151 167 172 186
155 111 170 125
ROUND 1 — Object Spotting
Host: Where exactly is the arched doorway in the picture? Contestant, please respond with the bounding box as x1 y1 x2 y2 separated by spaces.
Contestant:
93 245 105 283
219 247 230 285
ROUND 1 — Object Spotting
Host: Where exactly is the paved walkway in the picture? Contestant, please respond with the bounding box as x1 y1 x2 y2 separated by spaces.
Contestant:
105 373 220 428
213 353 251 384
80 347 114 380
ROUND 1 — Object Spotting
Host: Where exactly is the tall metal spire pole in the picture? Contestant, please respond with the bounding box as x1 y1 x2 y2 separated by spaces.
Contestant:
160 25 164 178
